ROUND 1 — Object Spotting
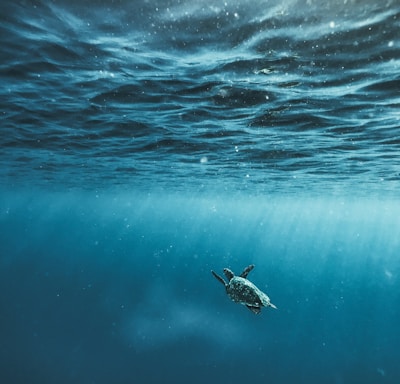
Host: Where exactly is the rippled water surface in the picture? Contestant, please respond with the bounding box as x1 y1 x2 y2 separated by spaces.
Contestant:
1 0 399 195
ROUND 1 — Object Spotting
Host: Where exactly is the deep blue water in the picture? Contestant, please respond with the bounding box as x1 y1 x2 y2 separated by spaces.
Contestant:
1 0 400 383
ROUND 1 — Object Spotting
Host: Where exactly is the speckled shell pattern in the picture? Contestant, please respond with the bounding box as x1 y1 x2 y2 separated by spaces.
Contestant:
226 277 270 307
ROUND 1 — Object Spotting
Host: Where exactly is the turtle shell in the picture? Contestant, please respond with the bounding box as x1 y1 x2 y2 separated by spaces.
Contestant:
226 276 270 307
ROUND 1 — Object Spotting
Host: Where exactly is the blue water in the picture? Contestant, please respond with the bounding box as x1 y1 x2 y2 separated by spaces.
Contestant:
1 0 400 383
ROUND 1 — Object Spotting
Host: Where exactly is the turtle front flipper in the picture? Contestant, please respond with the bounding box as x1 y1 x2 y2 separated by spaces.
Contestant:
240 264 255 278
246 304 261 314
211 270 227 286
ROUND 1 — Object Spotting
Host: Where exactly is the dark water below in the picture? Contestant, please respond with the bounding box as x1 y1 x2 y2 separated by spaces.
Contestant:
1 0 400 383
2 192 400 384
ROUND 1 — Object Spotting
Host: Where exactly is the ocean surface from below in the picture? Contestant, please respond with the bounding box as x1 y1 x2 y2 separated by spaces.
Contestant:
0 0 399 196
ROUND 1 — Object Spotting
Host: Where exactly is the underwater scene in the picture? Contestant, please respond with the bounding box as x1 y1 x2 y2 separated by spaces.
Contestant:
1 0 400 383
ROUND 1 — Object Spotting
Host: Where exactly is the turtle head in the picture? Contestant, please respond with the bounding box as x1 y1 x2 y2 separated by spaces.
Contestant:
223 268 234 281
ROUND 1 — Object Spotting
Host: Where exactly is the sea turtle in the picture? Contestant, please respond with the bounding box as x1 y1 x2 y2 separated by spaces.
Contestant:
211 264 277 314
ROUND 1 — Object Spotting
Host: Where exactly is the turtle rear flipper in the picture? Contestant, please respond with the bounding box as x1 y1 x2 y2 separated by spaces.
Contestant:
246 304 261 314
211 270 227 286
240 264 255 278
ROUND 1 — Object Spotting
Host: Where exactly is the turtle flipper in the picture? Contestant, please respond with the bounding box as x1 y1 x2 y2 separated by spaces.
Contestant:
268 302 277 309
240 264 255 278
246 304 261 314
211 270 227 286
